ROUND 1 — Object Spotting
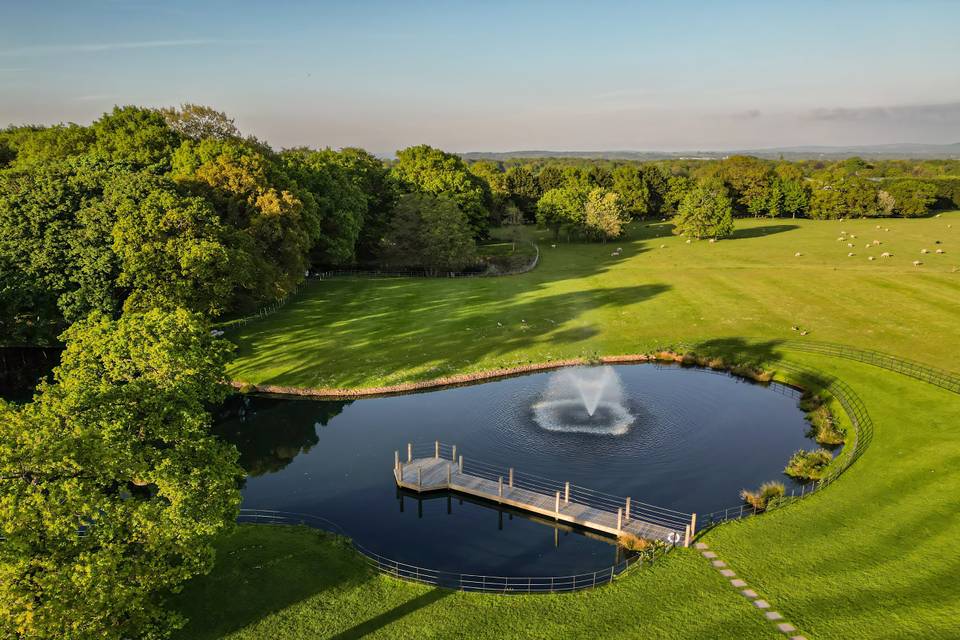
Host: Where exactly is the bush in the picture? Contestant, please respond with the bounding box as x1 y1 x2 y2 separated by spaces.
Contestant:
806 405 845 445
784 448 833 481
740 480 785 511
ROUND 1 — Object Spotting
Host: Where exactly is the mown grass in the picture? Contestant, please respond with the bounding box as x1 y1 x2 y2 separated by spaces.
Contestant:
177 212 960 639
226 213 960 390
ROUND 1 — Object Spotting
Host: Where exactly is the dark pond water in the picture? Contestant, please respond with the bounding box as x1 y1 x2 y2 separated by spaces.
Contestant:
215 363 816 576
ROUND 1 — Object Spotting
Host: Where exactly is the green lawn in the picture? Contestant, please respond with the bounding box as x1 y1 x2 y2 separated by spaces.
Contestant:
227 213 960 390
178 213 960 639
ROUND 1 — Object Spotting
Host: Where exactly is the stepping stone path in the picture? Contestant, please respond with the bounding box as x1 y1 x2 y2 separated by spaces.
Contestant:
695 541 803 636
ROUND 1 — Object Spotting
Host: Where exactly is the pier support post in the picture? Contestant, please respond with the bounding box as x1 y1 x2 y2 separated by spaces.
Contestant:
625 497 631 522
407 443 412 463
417 467 421 489
508 468 513 488
435 440 439 458
555 491 560 517
394 450 399 472
617 507 623 533
447 463 451 485
498 476 503 500
458 455 463 473
683 524 690 548
564 481 570 505
452 444 457 462
690 513 697 537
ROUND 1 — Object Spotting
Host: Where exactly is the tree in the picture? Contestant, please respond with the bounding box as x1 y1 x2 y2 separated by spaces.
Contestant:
383 193 477 271
536 164 566 193
504 165 542 220
536 186 588 240
160 104 241 141
90 106 180 171
673 179 734 239
883 180 938 217
0 309 242 640
585 188 628 240
390 145 491 239
611 165 653 218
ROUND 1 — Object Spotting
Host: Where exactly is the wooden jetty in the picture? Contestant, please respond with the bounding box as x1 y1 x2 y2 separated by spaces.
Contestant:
394 442 696 546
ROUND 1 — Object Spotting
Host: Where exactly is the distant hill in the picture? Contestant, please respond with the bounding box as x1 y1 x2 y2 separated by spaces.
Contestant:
460 143 960 162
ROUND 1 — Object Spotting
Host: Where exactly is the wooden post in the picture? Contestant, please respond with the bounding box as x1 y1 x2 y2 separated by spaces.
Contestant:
498 476 503 500
508 468 514 488
683 524 691 548
394 450 399 471
617 507 623 533
451 444 457 462
417 467 421 489
447 463 451 484
690 513 697 537
458 455 463 473
397 461 403 483
407 443 412 463
564 481 570 505
625 497 631 522
435 440 439 458
555 491 560 517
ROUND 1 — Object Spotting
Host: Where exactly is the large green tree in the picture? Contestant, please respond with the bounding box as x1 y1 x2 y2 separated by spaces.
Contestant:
383 193 477 271
584 187 628 240
536 186 588 240
391 145 491 239
672 179 734 239
0 308 242 640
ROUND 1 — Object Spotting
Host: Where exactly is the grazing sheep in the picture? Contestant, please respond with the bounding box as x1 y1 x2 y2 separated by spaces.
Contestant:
709 238 716 244
850 234 857 238
881 252 892 258
868 256 875 261
686 239 692 244
848 252 855 257
837 237 845 241
872 240 881 245
921 249 929 254
865 244 871 249
913 260 922 266
794 252 802 257
936 249 945 254
660 244 666 248
551 244 556 248
847 243 854 248
876 225 881 229
799 330 809 336
611 252 618 256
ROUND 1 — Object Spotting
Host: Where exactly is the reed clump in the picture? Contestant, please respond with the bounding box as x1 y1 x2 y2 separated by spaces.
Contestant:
784 448 833 481
740 481 786 511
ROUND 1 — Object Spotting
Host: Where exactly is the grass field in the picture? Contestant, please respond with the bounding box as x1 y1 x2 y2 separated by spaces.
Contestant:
177 213 960 639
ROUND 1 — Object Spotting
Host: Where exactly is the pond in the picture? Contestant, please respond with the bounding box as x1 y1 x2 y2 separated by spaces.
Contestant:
215 363 816 576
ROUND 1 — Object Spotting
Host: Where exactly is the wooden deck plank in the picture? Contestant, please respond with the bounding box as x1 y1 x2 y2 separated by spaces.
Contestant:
395 456 684 543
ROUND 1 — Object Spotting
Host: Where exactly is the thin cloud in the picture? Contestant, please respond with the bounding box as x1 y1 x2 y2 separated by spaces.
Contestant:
806 101 960 123
0 39 248 57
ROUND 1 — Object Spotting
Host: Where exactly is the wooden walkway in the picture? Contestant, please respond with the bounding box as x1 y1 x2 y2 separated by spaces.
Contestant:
394 448 693 545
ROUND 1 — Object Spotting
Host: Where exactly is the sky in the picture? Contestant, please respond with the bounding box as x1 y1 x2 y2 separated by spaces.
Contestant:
2 0 959 154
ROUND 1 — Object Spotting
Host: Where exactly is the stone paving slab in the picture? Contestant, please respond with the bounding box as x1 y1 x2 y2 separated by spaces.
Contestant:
730 579 747 587
789 636 806 640
765 611 783 621
702 551 717 558
694 542 709 550
777 623 797 633
753 599 770 609
712 560 726 567
741 589 758 598
719 569 736 577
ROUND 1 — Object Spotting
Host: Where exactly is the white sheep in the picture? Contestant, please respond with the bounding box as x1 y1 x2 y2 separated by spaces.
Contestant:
881 252 891 258
847 243 854 248
936 249 944 254
848 252 855 257
660 244 667 249
872 240 881 245
913 260 922 266
921 249 929 254
794 252 802 257
868 256 875 261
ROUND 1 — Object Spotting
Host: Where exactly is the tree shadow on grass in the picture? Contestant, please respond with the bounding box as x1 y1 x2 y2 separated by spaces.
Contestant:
729 224 800 240
326 589 452 640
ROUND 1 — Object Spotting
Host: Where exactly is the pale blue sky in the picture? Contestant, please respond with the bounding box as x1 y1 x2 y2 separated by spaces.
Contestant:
2 0 959 153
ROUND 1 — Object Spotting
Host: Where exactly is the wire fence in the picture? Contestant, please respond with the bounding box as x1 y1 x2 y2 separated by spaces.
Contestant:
217 280 308 332
402 442 692 533
312 241 540 280
237 508 669 593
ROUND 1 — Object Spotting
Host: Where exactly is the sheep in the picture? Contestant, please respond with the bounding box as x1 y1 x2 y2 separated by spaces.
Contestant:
848 252 855 257
921 249 929 254
865 244 871 249
847 243 854 248
913 260 922 266
686 239 692 244
836 237 845 242
936 249 945 254
794 252 802 257
660 244 667 249
850 234 857 238
872 240 881 245
868 256 875 261
881 252 892 258
876 225 881 229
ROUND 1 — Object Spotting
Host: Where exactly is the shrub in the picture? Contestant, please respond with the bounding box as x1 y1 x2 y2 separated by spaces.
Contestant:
618 532 652 551
740 481 786 511
784 448 833 481
806 405 845 445
798 391 823 412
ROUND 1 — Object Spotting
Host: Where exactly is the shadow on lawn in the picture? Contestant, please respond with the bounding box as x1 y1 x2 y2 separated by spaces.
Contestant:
326 589 452 640
729 224 800 240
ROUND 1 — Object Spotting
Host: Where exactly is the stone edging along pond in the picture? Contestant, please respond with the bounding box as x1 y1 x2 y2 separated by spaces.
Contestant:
228 351 777 399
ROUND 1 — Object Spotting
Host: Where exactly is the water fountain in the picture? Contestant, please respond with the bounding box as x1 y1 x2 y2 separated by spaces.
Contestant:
532 366 634 434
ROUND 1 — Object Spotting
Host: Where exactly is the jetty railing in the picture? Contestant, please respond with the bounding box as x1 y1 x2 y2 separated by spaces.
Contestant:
237 508 668 593
400 441 693 536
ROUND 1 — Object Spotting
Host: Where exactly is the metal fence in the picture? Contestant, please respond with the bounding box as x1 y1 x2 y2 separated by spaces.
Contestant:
697 360 874 527
404 441 692 534
237 508 667 593
218 280 307 332
781 340 960 395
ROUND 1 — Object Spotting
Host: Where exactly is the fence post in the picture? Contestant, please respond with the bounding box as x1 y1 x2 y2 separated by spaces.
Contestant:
417 467 421 489
564 481 570 505
458 455 463 473
407 443 412 463
690 512 697 537
452 444 457 462
625 497 631 521
617 507 622 533
394 450 399 472
683 524 691 547
555 491 560 518
398 462 403 483
498 476 503 500
435 440 439 458
508 467 514 487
